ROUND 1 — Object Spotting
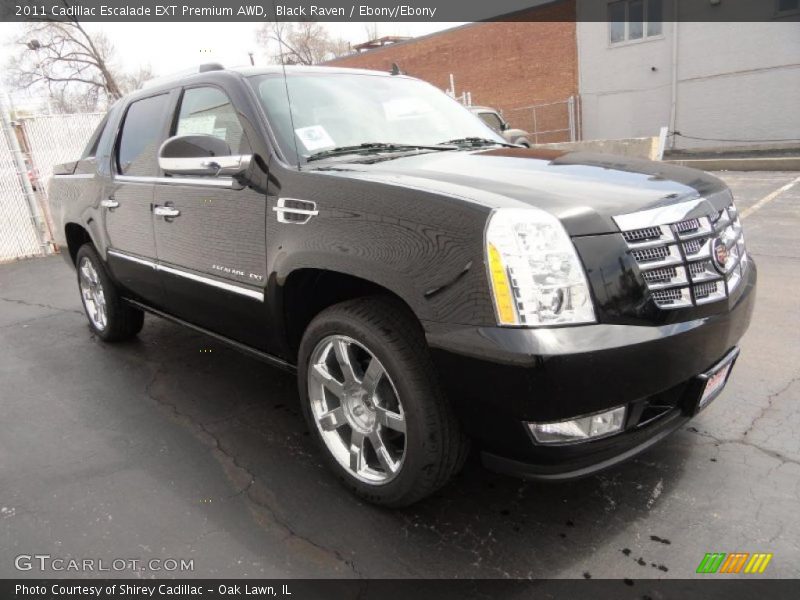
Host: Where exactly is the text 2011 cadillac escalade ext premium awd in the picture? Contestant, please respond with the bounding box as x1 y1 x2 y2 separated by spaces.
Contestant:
48 65 755 506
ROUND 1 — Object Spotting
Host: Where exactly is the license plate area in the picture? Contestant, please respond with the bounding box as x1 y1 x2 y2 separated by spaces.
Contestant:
695 348 740 413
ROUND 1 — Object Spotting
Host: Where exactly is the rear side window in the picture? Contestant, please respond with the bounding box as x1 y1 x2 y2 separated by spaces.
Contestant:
117 94 170 176
174 87 250 154
81 113 110 158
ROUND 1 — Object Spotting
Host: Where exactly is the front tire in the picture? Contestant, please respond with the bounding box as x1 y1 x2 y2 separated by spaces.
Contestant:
298 297 468 507
75 244 144 342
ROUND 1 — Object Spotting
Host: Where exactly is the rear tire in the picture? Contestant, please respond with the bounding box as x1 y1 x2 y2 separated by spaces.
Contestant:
298 296 468 507
75 243 144 342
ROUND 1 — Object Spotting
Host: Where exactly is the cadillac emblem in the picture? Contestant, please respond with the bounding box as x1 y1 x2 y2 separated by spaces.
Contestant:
712 237 729 271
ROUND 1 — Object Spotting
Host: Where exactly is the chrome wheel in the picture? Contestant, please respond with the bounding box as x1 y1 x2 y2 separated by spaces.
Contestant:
79 256 107 331
308 335 406 484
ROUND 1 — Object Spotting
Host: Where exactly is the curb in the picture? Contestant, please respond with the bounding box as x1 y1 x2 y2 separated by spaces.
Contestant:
665 157 800 171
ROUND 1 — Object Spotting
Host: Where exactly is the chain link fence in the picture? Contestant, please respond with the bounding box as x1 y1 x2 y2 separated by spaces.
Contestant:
504 96 581 144
0 95 103 263
0 95 45 263
20 112 104 234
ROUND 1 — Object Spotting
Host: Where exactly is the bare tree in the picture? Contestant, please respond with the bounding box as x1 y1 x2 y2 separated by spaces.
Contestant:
118 64 155 95
363 23 381 42
6 20 123 104
256 21 351 65
48 86 103 114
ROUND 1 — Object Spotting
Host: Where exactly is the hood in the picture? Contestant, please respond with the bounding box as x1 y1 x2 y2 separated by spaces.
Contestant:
309 148 732 236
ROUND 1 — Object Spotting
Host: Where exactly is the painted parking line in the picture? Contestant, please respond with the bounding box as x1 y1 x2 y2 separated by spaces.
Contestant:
740 175 800 220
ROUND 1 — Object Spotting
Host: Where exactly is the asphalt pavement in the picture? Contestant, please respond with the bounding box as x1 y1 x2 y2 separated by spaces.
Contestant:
1 171 798 579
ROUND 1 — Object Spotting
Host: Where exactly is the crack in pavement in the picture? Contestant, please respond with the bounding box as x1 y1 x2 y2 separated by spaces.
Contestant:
742 375 800 438
0 310 74 331
0 295 82 315
682 370 800 468
684 426 800 468
143 366 362 577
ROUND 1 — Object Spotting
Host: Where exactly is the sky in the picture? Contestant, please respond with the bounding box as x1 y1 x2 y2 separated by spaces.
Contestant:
0 21 465 110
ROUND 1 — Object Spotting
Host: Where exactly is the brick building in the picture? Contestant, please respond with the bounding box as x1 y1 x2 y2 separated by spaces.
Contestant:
327 2 579 142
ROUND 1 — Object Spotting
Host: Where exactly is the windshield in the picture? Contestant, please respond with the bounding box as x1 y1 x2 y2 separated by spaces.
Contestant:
249 72 505 164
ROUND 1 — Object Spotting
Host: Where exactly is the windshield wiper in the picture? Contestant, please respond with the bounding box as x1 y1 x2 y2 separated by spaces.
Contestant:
438 137 517 148
306 142 456 162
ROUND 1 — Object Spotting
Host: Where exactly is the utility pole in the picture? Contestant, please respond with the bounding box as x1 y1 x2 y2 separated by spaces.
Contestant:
0 89 49 255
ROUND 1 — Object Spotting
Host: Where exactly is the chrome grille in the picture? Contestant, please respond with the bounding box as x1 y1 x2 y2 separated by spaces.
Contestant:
674 218 700 234
616 200 748 310
695 281 718 298
623 226 663 243
632 245 670 262
651 287 692 308
642 266 677 283
682 238 705 255
689 261 709 276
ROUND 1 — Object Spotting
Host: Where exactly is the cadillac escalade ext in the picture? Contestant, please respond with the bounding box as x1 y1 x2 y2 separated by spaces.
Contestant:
48 65 755 507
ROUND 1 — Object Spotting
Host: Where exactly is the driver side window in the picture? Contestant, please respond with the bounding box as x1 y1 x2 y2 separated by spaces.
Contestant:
174 87 250 155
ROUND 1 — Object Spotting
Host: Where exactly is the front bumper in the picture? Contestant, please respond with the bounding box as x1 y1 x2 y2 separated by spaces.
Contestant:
424 261 756 480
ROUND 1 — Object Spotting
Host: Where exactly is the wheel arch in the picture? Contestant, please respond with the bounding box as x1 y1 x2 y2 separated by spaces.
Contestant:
64 222 94 266
279 267 425 360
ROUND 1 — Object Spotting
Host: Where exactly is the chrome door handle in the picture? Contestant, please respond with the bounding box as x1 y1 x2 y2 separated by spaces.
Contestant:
100 199 119 209
153 206 181 218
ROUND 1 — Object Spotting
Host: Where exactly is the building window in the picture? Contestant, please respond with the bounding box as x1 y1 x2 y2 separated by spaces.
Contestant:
776 0 799 14
609 0 663 45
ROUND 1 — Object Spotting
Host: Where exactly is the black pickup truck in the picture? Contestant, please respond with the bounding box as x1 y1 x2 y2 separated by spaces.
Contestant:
48 65 755 507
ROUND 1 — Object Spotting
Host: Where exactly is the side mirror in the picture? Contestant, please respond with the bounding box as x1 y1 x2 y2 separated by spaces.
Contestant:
158 134 252 178
501 120 510 132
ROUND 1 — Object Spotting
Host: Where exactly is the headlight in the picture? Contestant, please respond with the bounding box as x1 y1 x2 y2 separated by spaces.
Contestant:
485 208 595 326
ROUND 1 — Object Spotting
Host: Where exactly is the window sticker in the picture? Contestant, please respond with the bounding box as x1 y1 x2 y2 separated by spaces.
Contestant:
177 115 216 136
383 97 434 121
295 125 335 152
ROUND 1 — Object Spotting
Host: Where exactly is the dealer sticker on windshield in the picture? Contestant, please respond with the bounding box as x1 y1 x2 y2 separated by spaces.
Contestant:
697 349 739 411
295 125 335 151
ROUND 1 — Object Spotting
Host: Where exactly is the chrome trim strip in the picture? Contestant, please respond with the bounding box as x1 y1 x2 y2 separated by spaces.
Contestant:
115 175 236 188
107 249 155 269
624 237 673 250
635 255 685 270
158 264 264 301
614 198 712 231
53 173 94 179
107 249 263 302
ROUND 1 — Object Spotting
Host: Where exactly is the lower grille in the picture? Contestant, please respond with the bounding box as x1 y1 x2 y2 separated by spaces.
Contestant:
651 287 691 308
615 200 748 310
643 266 678 284
633 245 670 263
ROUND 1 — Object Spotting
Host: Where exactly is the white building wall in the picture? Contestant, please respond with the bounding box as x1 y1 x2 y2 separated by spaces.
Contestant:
577 0 800 149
